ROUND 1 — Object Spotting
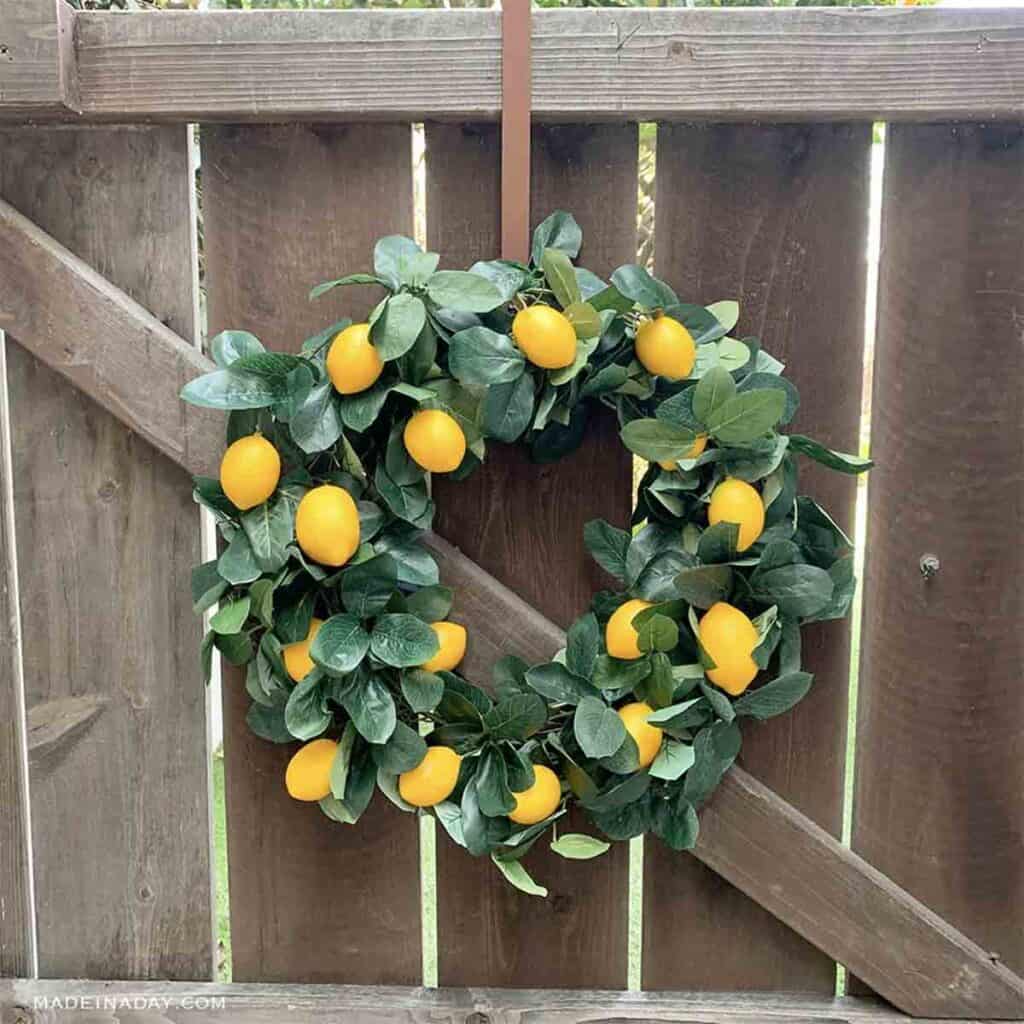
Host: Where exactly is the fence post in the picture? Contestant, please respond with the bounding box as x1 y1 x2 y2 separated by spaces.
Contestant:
0 0 79 117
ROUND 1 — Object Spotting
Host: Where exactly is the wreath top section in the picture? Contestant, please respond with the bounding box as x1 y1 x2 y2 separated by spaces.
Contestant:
182 211 871 896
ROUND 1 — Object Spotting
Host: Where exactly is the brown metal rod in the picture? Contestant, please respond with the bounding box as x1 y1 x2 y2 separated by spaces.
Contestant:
501 0 532 262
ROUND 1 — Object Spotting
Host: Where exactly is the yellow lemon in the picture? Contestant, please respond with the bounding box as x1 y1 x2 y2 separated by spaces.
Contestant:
708 477 765 552
421 621 467 673
698 601 759 696
605 598 654 661
635 316 696 380
398 746 462 807
295 484 360 567
219 434 281 511
285 738 338 802
403 409 467 474
617 702 663 769
325 322 384 395
508 764 562 825
282 618 324 682
658 433 708 470
511 304 577 369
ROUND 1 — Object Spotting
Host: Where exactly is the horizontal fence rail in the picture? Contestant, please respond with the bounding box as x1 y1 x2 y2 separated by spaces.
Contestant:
3 8 1024 123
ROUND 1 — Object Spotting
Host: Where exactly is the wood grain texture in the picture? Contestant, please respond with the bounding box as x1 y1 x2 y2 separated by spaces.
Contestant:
427 122 637 990
46 8 1024 124
0 979 1004 1024
853 123 1024 982
0 333 33 978
0 125 211 980
643 122 869 993
0 0 77 117
201 123 422 985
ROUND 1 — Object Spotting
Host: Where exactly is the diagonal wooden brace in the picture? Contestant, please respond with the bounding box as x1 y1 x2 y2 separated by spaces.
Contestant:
1 196 1022 1019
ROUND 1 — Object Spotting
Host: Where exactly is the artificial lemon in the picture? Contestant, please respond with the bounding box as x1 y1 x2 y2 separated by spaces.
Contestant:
708 477 765 552
698 601 759 696
219 434 281 511
508 764 562 825
295 484 360 567
617 702 663 769
605 598 654 661
285 738 338 802
282 618 324 682
511 304 577 369
403 409 467 474
325 322 383 395
635 315 696 380
658 433 708 470
398 746 462 807
421 621 467 673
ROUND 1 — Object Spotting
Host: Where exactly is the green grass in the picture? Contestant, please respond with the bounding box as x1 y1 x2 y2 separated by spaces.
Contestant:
212 750 232 981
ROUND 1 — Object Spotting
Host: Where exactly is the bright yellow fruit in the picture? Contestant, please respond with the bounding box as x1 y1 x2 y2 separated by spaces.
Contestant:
219 434 281 511
618 702 663 769
421 621 467 673
403 409 467 474
658 433 708 470
398 746 462 807
508 764 562 825
295 484 360 567
635 315 696 381
326 322 384 395
698 601 759 696
605 598 654 661
708 477 765 552
511 304 577 369
285 738 338 802
283 618 324 682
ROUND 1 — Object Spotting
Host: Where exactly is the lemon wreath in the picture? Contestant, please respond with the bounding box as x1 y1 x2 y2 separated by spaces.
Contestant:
183 212 870 893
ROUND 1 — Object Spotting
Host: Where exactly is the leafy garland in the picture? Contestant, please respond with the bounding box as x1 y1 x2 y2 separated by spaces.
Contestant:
183 211 870 895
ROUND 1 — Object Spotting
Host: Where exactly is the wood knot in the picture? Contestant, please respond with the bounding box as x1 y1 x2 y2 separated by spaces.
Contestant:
669 39 696 62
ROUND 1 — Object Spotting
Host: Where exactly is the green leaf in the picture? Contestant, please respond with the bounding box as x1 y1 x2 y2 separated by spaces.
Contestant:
674 564 733 609
210 595 250 635
739 373 800 425
550 833 611 860
645 697 703 727
181 369 284 410
734 671 813 720
246 701 291 743
483 694 547 742
706 300 740 333
310 614 371 674
401 668 445 713
654 793 700 851
230 352 304 380
342 673 397 745
540 247 582 309
372 720 426 773
404 585 454 623
693 365 737 424
448 326 525 386
426 270 503 313
684 720 742 806
468 259 527 304
491 854 548 897
583 519 630 581
375 533 439 587
700 680 736 723
566 612 601 679
285 674 330 741
241 493 295 573
788 434 873 474
374 234 422 290
493 655 530 700
371 293 427 361
341 553 398 618
217 529 261 585
476 747 515 816
531 211 582 266
751 564 834 619
309 273 385 300
564 301 602 340
574 696 627 759
697 521 739 565
706 389 786 444
289 380 344 453
549 336 599 387
649 739 696 781
634 550 690 603
610 264 677 309
635 613 679 654
483 374 535 443
330 723 357 799
591 653 651 692
370 613 440 668
621 419 697 462
524 663 595 705
191 561 227 615
211 330 264 368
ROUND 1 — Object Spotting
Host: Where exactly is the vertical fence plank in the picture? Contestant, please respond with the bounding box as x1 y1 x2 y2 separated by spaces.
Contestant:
643 123 870 991
0 125 212 980
0 331 33 979
853 123 1024 982
427 122 636 989
201 123 422 984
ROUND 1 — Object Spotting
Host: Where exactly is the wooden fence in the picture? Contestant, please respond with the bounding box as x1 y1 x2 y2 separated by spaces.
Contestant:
0 4 1022 1022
